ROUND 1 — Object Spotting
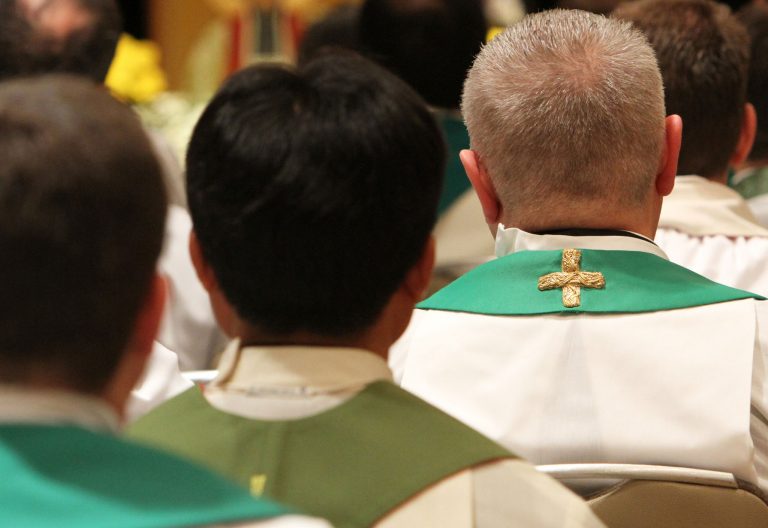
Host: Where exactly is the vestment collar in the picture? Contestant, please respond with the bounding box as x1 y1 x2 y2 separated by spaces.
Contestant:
659 175 768 237
495 225 668 260
210 339 393 396
0 385 118 432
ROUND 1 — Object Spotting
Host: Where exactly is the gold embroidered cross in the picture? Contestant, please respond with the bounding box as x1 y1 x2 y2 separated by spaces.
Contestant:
538 248 605 308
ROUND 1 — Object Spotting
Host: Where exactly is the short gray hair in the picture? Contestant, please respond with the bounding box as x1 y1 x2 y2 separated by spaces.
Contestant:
462 9 665 218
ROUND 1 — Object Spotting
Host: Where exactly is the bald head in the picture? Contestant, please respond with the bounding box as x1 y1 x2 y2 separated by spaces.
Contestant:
0 0 121 82
462 9 667 227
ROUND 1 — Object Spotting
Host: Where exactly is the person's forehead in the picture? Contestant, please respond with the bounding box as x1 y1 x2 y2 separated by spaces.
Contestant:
18 0 94 40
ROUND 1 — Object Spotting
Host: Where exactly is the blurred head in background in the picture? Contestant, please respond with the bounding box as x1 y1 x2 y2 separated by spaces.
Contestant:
359 0 487 110
0 0 121 82
614 0 753 181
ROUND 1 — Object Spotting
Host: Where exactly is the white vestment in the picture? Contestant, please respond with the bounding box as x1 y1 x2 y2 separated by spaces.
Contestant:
391 226 768 494
157 205 228 370
434 190 495 271
655 175 768 295
200 342 604 528
0 385 329 528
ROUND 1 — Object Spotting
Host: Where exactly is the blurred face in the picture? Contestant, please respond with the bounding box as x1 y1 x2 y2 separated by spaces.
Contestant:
19 0 93 40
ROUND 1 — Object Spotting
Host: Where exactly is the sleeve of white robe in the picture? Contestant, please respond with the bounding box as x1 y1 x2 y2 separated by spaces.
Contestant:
125 341 193 423
751 301 768 493
214 515 333 527
377 459 606 528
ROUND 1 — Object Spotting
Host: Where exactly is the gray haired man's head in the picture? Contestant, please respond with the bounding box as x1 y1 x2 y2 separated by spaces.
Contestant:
461 9 672 229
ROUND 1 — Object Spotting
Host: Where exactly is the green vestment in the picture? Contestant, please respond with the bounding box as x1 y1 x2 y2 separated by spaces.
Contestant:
0 424 289 527
437 112 472 216
419 249 764 315
130 381 512 528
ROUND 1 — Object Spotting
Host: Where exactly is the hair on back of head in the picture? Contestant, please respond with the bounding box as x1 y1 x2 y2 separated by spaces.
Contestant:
613 0 750 178
0 0 122 82
738 4 768 162
186 52 445 339
0 75 166 392
359 0 487 109
462 9 666 220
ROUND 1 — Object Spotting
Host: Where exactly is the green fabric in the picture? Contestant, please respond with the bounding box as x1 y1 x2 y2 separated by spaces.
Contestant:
437 113 472 216
0 424 289 528
733 166 768 199
130 381 512 528
419 249 764 315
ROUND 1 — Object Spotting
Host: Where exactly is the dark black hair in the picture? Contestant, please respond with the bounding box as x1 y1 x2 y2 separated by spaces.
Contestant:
359 0 487 109
614 0 750 178
738 4 768 161
186 53 445 338
0 75 166 391
298 6 360 66
0 0 122 82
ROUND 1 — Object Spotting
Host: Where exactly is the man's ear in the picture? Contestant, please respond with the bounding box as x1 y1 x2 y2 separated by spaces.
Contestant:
461 149 501 225
189 230 216 293
731 103 757 168
656 115 683 197
403 236 436 302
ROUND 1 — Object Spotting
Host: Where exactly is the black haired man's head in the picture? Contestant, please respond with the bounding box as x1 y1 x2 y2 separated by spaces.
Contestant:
613 0 751 179
359 0 487 110
738 4 768 162
0 0 122 82
186 53 445 339
0 75 166 392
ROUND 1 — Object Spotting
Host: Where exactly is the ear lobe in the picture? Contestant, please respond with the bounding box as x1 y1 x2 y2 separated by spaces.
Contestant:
656 115 683 197
189 231 217 293
730 103 757 168
460 149 501 225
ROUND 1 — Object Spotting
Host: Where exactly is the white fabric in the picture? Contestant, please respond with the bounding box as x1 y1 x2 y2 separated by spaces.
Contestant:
748 193 768 228
0 385 118 432
657 175 768 237
392 226 768 493
146 128 187 209
434 189 495 269
127 341 193 423
157 205 228 370
0 388 329 528
205 342 604 528
656 175 768 296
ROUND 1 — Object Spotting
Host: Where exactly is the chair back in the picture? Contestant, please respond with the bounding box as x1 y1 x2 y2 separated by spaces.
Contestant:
538 463 768 528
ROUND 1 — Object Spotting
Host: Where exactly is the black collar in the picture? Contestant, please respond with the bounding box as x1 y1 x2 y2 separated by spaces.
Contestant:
534 228 658 246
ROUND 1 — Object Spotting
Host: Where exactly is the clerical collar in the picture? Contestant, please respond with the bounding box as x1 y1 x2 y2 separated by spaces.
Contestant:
494 225 668 260
534 228 657 245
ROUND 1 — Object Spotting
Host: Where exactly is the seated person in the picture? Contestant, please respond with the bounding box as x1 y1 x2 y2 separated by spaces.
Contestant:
0 0 225 372
733 4 768 226
614 0 768 295
129 53 604 528
0 75 326 528
391 9 768 495
360 0 495 279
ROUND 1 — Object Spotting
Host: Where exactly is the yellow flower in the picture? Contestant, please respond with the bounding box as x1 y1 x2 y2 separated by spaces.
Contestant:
106 34 168 104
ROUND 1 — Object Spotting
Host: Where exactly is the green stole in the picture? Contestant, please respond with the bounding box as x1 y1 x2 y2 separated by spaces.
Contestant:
129 381 512 528
733 166 768 200
437 112 472 216
419 249 764 314
0 424 288 528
